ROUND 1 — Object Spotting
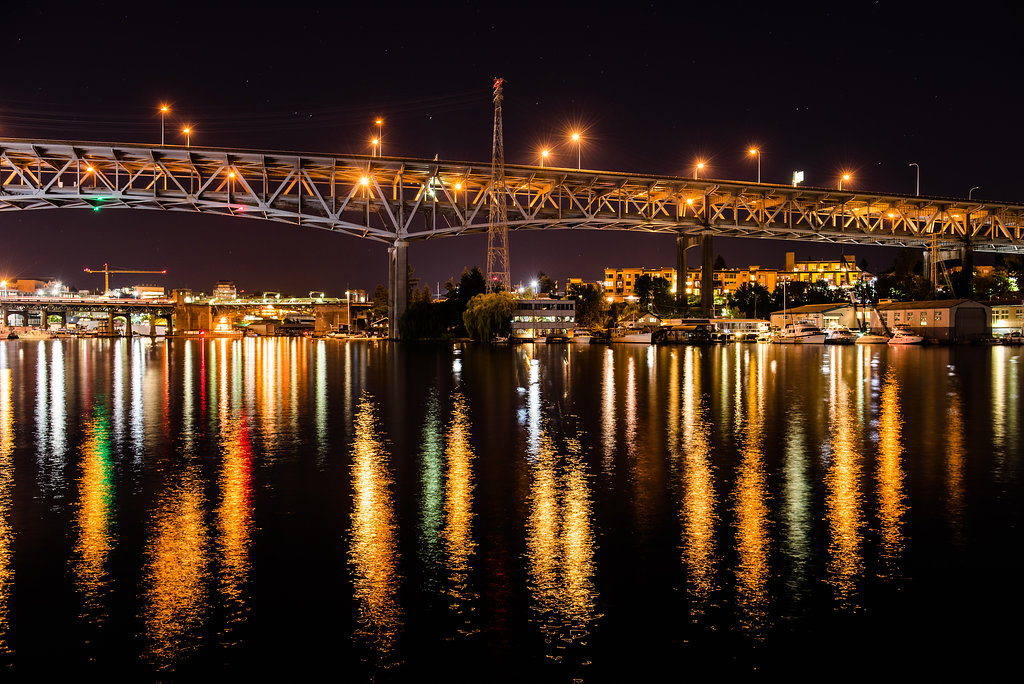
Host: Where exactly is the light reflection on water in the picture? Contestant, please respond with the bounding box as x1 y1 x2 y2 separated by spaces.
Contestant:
73 404 115 627
0 339 1019 677
0 368 13 654
349 392 402 666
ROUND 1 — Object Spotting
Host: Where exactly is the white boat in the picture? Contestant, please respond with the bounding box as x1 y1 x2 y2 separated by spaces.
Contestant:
775 321 827 344
571 333 592 344
855 332 889 344
887 325 924 345
824 325 857 345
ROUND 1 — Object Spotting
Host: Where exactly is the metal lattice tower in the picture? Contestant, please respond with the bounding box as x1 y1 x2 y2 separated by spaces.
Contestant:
486 78 511 292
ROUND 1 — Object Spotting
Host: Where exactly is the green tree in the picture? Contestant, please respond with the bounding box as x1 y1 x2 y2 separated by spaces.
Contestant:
713 254 727 270
634 274 654 309
566 282 607 329
462 292 515 341
651 277 675 313
370 284 389 325
399 300 445 339
536 271 558 296
728 283 773 319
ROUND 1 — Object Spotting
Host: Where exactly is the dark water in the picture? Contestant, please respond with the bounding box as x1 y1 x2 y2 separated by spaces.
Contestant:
0 338 1021 679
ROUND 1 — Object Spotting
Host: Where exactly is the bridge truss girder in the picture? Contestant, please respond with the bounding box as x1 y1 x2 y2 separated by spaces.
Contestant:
2 138 1023 255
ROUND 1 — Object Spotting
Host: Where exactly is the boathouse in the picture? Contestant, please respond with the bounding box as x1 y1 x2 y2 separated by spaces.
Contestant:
870 299 990 343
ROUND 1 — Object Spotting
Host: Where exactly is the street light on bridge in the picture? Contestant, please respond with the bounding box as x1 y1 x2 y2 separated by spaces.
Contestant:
970 186 979 200
839 173 851 191
571 132 581 170
748 148 761 183
371 138 379 157
375 118 383 156
909 162 920 196
541 149 550 168
159 105 169 146
694 161 706 179
182 126 192 148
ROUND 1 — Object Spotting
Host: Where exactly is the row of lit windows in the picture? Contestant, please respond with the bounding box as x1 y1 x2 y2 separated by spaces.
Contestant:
883 311 943 324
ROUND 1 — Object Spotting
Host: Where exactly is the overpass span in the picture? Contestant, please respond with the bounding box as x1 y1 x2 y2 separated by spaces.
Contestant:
3 137 1023 334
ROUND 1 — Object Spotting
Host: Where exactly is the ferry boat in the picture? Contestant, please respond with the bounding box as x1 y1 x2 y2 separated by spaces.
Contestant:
824 325 857 345
775 321 827 344
887 325 924 345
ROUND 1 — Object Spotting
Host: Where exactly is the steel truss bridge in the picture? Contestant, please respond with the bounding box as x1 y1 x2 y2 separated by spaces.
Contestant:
3 137 1023 335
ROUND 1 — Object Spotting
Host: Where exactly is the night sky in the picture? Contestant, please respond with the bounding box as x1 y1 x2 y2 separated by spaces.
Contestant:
1 1 1020 296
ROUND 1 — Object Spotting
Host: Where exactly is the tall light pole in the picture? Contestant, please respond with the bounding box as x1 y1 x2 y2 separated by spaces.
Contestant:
182 126 191 148
159 105 169 146
839 173 851 191
371 138 379 157
969 186 979 200
541 149 549 168
909 163 920 196
748 148 761 183
695 161 705 179
375 118 383 157
571 132 581 170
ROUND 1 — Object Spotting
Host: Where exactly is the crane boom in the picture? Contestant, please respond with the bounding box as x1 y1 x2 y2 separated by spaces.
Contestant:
83 263 167 294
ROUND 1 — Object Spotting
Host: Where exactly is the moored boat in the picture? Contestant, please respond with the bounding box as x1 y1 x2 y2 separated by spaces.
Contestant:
775 320 827 344
855 332 890 344
824 325 857 345
887 325 924 345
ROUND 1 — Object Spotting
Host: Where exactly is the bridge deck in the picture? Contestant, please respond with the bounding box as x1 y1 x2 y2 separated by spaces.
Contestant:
2 137 1022 252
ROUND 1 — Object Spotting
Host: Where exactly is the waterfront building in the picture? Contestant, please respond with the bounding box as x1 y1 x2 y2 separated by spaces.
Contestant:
985 300 1024 335
870 299 990 343
770 303 859 330
511 297 575 340
213 280 238 299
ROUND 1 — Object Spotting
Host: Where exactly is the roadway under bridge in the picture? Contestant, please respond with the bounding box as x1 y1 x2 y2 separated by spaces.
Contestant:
3 137 1023 336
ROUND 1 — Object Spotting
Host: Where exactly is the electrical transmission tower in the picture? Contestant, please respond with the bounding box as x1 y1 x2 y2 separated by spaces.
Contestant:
486 77 511 293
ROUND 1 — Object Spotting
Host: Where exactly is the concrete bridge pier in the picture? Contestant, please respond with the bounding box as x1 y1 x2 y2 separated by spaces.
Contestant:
676 234 701 310
701 233 715 317
388 239 408 340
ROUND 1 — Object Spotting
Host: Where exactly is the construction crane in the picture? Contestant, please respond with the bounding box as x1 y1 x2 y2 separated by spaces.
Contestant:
83 263 167 294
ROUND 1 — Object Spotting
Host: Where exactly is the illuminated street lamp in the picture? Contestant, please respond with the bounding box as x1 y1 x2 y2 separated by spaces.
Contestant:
694 161 705 179
969 186 979 200
182 126 192 148
541 149 550 168
909 162 920 196
748 148 761 183
159 105 169 146
839 173 851 191
571 132 581 170
371 138 380 157
375 118 383 156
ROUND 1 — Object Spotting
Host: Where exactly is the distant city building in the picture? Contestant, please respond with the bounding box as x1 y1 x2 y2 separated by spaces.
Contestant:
784 252 866 286
871 299 990 343
597 252 868 303
2 278 63 294
127 285 165 299
511 298 575 340
213 280 238 299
